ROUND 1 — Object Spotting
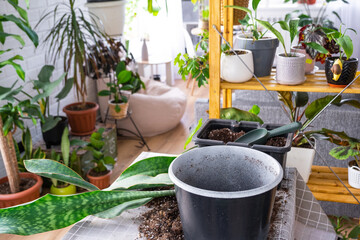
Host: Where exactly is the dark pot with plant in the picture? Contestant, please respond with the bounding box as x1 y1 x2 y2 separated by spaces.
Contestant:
98 61 145 120
84 128 115 189
227 0 279 77
37 0 106 136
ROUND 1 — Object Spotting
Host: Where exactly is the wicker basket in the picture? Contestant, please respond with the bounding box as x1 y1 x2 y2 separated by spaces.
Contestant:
221 0 249 25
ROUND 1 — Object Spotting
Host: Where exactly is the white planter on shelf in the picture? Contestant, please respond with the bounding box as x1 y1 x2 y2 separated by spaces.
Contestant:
286 142 316 183
276 52 306 85
348 160 360 189
220 49 253 83
85 0 127 37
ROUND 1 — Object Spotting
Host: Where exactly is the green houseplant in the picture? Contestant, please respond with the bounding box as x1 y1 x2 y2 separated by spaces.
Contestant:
225 0 280 77
0 0 45 207
98 61 145 119
83 128 115 189
37 0 107 135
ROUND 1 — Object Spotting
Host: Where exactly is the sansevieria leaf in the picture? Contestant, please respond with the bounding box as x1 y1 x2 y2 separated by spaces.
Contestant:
107 173 173 190
0 190 175 235
24 159 99 191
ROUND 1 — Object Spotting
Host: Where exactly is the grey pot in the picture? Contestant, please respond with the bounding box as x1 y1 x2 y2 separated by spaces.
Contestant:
169 146 283 240
234 35 279 77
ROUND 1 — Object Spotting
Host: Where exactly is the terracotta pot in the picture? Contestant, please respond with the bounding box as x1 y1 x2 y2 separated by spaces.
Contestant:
0 172 43 208
87 170 112 190
108 100 129 119
50 184 77 195
63 102 99 136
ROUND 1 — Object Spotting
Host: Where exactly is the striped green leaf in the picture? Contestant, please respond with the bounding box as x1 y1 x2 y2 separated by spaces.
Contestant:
107 173 173 190
24 159 99 191
0 190 175 235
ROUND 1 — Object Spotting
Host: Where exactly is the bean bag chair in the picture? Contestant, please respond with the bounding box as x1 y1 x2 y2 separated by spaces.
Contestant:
115 77 187 137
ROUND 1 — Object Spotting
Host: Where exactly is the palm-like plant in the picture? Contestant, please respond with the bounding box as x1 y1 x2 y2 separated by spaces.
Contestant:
37 0 106 107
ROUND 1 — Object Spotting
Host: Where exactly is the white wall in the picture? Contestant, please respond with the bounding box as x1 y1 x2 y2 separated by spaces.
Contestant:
0 0 97 178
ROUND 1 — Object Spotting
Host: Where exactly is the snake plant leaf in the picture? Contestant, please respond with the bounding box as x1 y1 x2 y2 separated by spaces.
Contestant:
24 159 99 191
118 156 176 181
107 173 173 190
0 190 175 235
220 107 264 124
95 197 153 219
61 127 70 167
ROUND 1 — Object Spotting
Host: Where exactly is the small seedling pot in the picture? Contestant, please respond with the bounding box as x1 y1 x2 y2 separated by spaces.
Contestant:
276 52 306 85
169 146 283 240
221 49 253 83
348 160 360 189
325 57 358 87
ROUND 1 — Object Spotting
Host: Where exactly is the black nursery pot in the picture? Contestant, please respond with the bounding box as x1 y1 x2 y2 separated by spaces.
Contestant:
325 57 358 87
169 146 283 240
42 116 68 149
193 119 293 175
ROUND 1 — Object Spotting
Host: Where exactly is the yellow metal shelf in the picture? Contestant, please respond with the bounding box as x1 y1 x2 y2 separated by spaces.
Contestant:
220 70 360 94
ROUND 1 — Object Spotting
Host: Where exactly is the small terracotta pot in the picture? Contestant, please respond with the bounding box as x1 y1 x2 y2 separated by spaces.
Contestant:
50 184 77 195
87 170 112 190
63 102 99 136
0 172 43 208
108 100 129 119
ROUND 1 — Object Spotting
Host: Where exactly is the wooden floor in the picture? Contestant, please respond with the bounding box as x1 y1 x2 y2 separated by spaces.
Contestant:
0 79 209 240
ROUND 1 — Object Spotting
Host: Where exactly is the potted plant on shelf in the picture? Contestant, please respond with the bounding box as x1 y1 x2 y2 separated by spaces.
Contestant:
220 49 254 83
37 0 106 136
313 129 360 189
226 0 280 77
277 91 360 182
0 0 44 208
84 128 115 189
257 18 307 85
98 61 145 119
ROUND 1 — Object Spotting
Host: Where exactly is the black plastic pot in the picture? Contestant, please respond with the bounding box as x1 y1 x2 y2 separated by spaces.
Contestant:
193 119 293 174
42 116 68 149
234 36 279 77
169 146 283 240
325 57 358 87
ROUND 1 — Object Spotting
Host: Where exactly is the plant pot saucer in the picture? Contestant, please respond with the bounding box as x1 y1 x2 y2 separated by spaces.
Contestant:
70 128 96 136
327 83 349 88
273 76 307 85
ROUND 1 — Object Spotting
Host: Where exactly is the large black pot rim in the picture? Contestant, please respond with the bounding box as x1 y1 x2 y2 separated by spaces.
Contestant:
168 146 283 199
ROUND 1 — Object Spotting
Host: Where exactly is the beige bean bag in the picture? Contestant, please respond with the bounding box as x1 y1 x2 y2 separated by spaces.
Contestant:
114 77 187 137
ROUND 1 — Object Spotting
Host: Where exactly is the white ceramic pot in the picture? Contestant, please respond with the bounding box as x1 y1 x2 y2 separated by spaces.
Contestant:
286 143 316 183
348 160 360 189
220 49 253 83
86 0 127 37
276 52 306 85
291 46 315 74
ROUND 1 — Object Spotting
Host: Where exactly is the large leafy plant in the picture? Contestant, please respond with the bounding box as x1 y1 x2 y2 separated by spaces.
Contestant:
278 91 360 147
0 155 176 235
0 0 39 193
37 0 106 107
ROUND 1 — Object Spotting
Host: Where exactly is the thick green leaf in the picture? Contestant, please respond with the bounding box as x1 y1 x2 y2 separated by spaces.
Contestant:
37 65 54 82
24 159 98 191
256 19 286 54
117 156 176 181
329 146 359 160
295 92 309 108
252 0 261 11
225 5 252 16
305 95 341 121
56 78 73 100
184 118 202 149
303 42 329 54
107 173 173 190
117 70 132 84
61 127 70 167
337 35 353 59
220 107 264 124
248 104 260 115
289 19 299 44
94 198 152 219
103 156 115 165
115 61 126 76
0 189 174 235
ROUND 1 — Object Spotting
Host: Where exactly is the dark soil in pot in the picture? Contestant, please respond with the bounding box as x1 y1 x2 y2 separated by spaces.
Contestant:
224 50 247 55
0 178 36 194
208 128 286 147
65 102 97 111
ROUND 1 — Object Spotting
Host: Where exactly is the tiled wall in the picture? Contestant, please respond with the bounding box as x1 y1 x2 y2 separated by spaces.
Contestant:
0 0 97 178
